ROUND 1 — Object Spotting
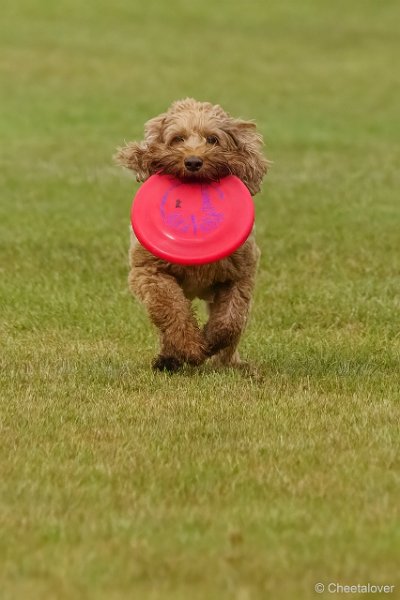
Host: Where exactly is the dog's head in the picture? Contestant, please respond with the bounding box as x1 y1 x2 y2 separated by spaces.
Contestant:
116 98 268 195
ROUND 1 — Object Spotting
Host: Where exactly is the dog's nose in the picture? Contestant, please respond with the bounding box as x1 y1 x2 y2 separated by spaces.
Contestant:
184 156 203 172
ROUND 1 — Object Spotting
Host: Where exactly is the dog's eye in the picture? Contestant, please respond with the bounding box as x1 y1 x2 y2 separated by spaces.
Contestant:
171 135 185 144
206 135 219 145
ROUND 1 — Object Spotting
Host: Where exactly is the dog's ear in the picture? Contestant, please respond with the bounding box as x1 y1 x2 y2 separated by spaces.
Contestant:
144 113 167 143
115 113 167 182
224 119 268 195
114 141 149 182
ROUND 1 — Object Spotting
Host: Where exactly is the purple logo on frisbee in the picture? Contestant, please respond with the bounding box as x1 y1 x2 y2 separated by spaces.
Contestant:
160 183 224 236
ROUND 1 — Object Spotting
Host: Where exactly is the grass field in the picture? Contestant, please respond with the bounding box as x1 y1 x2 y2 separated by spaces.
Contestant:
1 0 399 598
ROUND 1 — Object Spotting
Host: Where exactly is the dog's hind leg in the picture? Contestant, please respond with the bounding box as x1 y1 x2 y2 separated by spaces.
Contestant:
129 264 206 372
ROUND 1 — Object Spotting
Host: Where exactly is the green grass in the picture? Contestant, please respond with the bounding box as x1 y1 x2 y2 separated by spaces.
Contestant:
1 0 400 598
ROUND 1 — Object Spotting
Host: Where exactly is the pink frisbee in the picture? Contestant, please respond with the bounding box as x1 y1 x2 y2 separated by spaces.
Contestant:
131 174 254 265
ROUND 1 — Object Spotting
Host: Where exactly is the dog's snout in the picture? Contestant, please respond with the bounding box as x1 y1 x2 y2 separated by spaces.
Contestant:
184 156 203 172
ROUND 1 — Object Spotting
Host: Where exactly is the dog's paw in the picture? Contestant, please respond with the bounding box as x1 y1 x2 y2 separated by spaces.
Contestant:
204 325 236 357
152 355 183 373
184 348 207 367
204 339 228 357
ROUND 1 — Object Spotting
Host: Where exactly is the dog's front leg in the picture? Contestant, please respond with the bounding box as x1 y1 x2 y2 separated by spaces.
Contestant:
129 265 206 372
204 279 254 366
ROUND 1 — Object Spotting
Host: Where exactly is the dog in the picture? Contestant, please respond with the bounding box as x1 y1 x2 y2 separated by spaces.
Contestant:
116 98 268 372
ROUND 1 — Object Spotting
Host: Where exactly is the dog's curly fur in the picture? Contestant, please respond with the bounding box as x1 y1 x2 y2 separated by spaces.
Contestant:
116 98 268 372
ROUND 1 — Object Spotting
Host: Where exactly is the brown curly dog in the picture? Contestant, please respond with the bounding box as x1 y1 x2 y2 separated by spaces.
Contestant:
116 98 268 372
